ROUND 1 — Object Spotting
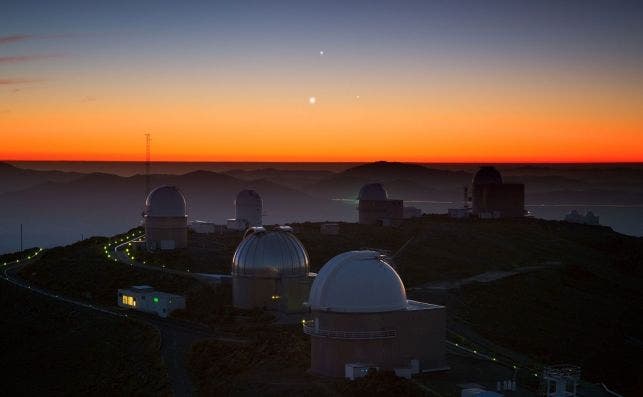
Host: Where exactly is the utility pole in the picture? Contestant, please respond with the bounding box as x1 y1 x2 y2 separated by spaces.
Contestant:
19 223 23 252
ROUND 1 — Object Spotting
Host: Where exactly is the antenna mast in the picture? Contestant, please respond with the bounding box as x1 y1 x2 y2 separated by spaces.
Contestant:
145 133 151 198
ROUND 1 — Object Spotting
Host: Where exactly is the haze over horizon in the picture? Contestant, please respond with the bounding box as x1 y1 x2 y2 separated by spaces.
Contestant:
2 1 642 162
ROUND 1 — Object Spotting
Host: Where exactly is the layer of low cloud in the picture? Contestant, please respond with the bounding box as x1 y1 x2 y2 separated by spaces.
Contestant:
0 35 34 45
0 78 42 85
0 54 63 63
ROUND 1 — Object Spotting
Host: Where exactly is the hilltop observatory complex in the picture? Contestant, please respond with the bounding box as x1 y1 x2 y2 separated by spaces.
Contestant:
227 189 263 231
144 186 188 251
304 251 447 378
232 226 314 313
357 183 404 226
471 166 524 218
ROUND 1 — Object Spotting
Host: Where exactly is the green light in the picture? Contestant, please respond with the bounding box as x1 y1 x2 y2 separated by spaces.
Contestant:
153 297 159 303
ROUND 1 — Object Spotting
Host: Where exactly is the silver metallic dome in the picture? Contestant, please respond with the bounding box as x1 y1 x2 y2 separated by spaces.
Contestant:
473 166 503 185
358 183 388 201
232 227 309 278
308 250 407 313
145 186 187 217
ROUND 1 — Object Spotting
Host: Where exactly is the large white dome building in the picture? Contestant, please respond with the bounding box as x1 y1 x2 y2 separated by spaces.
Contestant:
304 251 447 378
144 186 188 251
232 226 313 312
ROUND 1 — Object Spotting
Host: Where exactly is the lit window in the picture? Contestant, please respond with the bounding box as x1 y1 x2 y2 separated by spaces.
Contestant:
122 295 136 307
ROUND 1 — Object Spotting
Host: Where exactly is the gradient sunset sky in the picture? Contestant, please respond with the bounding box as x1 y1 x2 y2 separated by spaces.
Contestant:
1 1 642 162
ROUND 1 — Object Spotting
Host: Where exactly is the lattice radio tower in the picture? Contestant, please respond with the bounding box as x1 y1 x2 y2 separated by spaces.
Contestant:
145 133 151 198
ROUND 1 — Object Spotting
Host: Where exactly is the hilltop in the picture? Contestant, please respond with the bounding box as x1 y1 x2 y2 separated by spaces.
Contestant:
13 215 643 394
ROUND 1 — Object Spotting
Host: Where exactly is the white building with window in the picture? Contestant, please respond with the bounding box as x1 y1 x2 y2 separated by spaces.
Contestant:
117 285 186 318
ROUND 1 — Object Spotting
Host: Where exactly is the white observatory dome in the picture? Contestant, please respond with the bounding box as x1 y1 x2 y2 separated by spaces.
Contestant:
308 250 407 313
358 183 388 201
473 166 503 185
145 186 187 217
232 227 309 278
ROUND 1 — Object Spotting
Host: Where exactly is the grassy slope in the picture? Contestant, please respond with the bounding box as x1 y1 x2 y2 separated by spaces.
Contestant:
451 266 643 395
137 215 632 285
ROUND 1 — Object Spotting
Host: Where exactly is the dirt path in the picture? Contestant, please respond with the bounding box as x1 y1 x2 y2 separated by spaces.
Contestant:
410 264 559 291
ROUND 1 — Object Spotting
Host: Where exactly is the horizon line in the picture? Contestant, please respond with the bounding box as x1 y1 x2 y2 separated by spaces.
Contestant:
3 159 643 165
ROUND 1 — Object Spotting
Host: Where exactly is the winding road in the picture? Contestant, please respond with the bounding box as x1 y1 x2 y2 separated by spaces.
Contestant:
1 244 244 397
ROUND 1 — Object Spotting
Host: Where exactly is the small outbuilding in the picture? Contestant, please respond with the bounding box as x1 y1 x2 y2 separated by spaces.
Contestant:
117 285 186 318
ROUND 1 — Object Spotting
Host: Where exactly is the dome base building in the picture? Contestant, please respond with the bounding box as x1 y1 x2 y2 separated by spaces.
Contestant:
232 273 315 313
145 216 188 250
144 186 188 251
304 300 447 377
304 251 447 378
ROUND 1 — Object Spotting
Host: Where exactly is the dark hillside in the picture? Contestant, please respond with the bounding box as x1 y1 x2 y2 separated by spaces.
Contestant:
0 280 169 395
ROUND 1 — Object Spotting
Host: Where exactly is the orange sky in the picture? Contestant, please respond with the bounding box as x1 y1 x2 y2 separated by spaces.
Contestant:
2 2 642 162
2 72 641 162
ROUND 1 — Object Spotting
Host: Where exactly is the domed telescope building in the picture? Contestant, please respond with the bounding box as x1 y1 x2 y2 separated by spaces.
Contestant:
232 226 314 313
357 183 403 226
227 189 263 230
144 186 188 251
303 251 447 379
471 166 524 218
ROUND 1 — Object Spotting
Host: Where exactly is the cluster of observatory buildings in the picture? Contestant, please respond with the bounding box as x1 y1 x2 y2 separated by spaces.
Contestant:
134 182 449 380
142 186 263 251
358 166 526 224
141 166 527 252
131 165 531 380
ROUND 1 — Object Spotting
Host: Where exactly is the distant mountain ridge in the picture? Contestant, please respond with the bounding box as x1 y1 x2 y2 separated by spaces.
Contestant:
308 161 471 200
0 168 353 254
0 162 84 194
1 160 643 254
